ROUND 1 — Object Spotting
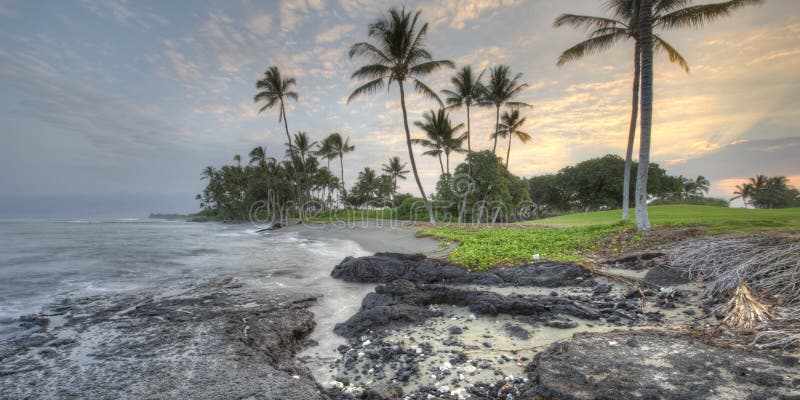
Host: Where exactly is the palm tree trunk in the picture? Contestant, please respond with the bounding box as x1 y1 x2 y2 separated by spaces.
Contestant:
458 104 472 224
505 133 512 168
635 0 653 231
622 41 641 221
281 102 302 213
437 154 445 176
492 105 500 153
339 156 346 202
399 81 434 223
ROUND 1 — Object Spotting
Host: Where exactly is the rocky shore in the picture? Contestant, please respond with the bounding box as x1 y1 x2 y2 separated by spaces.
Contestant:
2 239 798 399
323 252 800 399
0 277 327 399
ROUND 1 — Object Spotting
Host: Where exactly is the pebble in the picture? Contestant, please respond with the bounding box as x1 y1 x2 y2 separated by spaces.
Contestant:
362 340 371 347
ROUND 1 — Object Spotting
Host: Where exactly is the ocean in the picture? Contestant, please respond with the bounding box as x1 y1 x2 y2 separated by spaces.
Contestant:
0 218 374 377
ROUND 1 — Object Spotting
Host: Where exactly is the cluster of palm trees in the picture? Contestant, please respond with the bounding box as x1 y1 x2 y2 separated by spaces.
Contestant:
732 175 800 209
347 7 535 223
555 0 763 229
202 2 765 225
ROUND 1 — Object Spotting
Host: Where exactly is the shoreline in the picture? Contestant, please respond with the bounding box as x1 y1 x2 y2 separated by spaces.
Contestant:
284 220 442 255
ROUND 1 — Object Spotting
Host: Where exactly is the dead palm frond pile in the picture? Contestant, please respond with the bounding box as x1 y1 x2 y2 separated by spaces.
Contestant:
666 232 800 348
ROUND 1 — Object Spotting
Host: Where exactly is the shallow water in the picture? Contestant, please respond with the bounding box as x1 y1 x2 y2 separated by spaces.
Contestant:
0 219 372 371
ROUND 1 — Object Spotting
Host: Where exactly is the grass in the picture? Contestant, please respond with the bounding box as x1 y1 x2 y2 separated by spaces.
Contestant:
527 205 800 234
421 205 800 269
419 223 629 269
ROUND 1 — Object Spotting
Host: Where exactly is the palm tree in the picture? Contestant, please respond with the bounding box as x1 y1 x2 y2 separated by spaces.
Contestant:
555 0 764 221
413 109 466 175
327 133 354 201
495 109 532 169
481 65 530 153
255 66 301 203
201 166 215 180
347 7 455 223
442 65 485 223
694 175 710 196
381 156 409 195
315 135 337 170
730 182 754 208
635 0 654 230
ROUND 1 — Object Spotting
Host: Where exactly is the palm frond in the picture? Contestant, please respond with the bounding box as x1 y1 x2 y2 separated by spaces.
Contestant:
556 31 628 66
653 34 690 73
553 13 626 31
656 0 765 30
347 78 385 103
352 64 391 80
409 60 455 77
413 79 444 107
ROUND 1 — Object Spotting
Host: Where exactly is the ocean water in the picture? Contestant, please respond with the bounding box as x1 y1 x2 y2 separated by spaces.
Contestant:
0 219 374 364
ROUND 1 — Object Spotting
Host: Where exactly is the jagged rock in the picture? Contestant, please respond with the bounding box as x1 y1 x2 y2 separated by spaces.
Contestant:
334 280 603 338
331 253 595 287
524 331 799 399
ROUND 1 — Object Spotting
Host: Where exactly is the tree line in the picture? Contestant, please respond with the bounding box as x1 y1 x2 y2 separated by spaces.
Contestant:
198 1 771 226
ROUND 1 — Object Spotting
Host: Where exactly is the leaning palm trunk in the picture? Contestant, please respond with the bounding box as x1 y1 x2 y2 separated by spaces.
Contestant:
635 0 653 231
399 82 435 223
622 41 640 221
458 105 472 224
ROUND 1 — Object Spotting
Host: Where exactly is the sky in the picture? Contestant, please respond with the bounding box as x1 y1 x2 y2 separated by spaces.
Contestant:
0 0 798 217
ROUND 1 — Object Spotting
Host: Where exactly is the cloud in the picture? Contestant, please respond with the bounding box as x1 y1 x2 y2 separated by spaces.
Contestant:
316 24 355 43
81 0 169 30
279 0 325 32
245 13 273 36
426 0 522 30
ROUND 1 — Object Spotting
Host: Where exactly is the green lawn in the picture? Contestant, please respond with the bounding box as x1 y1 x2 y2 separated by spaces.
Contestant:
528 205 800 233
421 205 800 269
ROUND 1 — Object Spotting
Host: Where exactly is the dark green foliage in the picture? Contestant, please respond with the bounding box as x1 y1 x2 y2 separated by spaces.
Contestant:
526 154 689 215
435 151 531 222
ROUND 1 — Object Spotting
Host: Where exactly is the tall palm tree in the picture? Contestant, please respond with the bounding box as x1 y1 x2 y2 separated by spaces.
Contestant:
635 0 654 231
254 66 301 203
327 133 354 200
381 156 409 195
347 7 454 223
555 0 764 221
496 109 532 169
442 65 485 223
413 109 466 175
481 65 530 153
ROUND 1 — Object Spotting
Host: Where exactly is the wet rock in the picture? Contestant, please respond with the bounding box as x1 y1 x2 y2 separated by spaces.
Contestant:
334 280 604 338
331 253 595 287
524 331 799 399
0 278 325 399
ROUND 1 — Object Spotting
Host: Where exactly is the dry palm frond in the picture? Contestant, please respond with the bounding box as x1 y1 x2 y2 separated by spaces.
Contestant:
668 233 800 304
722 282 771 330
